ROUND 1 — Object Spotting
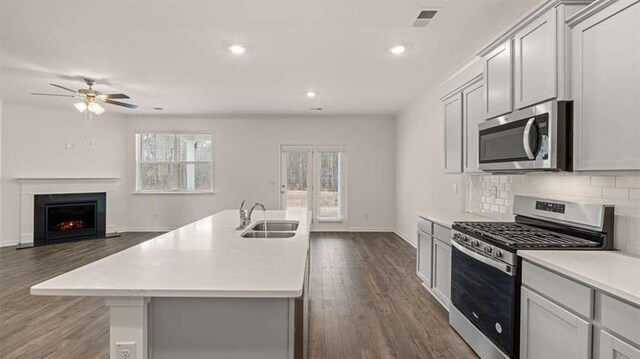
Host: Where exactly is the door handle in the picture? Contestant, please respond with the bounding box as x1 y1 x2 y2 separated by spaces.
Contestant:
523 117 536 160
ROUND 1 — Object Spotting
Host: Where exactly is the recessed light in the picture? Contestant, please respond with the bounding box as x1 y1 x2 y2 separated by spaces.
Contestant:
228 44 246 54
389 45 406 55
306 91 317 98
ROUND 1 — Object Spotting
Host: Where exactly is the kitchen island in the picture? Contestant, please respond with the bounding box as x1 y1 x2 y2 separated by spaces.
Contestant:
31 209 312 359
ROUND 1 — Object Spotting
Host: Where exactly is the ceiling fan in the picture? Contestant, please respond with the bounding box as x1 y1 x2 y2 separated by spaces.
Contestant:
31 78 139 115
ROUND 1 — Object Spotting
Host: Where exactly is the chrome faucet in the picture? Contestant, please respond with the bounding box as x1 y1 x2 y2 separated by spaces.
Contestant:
236 200 248 230
247 202 267 224
236 201 267 230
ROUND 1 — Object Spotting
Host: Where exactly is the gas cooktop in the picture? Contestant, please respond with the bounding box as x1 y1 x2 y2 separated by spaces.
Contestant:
452 221 601 249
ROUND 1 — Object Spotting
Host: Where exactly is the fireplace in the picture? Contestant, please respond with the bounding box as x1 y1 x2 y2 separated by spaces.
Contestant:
34 193 106 246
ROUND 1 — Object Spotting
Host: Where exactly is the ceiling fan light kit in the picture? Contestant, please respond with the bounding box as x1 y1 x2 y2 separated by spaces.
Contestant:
31 78 139 115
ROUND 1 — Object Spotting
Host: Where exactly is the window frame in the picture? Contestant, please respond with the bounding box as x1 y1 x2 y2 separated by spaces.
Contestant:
134 131 214 194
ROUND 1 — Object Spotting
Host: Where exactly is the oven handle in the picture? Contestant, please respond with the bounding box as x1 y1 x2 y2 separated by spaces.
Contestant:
451 241 515 276
523 117 536 160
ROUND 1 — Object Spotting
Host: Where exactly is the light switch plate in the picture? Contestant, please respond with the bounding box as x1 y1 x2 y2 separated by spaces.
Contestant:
452 183 458 194
116 342 136 359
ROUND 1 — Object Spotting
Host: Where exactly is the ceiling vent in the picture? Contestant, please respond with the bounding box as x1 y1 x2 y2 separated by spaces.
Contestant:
412 9 438 28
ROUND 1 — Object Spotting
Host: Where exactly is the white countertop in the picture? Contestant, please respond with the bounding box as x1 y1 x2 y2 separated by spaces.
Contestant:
31 209 311 298
519 250 640 306
416 210 495 228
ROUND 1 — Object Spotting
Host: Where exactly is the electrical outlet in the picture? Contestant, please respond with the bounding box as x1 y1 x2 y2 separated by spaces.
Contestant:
116 342 136 359
364 214 369 220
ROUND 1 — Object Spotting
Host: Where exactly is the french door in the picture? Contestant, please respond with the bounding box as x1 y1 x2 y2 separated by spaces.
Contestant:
280 145 346 223
280 146 314 213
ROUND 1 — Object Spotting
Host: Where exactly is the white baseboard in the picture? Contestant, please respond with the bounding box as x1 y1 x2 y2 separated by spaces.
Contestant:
0 239 20 248
116 227 174 233
394 229 416 248
310 227 395 233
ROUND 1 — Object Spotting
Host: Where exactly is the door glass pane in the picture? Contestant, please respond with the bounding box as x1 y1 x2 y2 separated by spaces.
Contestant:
318 151 343 220
284 151 309 211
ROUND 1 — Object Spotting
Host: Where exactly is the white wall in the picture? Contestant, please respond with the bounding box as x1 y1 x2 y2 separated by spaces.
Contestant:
0 103 130 246
394 61 483 245
0 99 3 242
125 115 396 232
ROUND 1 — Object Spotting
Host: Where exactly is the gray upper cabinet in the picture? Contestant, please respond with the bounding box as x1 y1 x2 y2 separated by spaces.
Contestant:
569 0 640 171
514 9 557 109
483 40 513 119
478 1 593 120
443 93 463 173
463 79 484 173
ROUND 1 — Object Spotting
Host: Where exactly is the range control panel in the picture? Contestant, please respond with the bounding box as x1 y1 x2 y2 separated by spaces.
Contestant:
535 200 566 214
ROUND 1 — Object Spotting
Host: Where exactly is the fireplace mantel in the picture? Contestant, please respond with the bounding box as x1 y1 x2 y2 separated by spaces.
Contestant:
18 177 119 246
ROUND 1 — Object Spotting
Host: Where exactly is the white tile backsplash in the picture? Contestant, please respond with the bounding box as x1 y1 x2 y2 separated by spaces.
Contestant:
466 173 640 255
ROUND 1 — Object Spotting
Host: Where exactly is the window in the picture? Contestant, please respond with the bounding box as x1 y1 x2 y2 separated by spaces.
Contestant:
135 133 213 192
315 149 345 222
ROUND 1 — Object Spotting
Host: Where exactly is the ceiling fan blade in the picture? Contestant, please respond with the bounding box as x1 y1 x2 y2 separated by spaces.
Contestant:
49 83 77 94
104 99 138 109
31 92 76 97
100 93 130 99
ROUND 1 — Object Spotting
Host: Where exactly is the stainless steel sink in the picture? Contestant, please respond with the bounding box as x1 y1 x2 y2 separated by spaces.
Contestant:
250 220 299 232
241 231 296 238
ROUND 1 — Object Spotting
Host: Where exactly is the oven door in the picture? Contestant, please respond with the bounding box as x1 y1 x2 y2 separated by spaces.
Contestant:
451 241 518 357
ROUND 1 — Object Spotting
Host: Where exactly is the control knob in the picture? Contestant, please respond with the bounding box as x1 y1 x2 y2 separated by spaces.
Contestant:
494 250 503 258
484 246 493 254
471 240 480 247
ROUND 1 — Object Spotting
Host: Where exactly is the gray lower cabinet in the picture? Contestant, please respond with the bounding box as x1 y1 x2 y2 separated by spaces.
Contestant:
600 331 640 359
417 230 434 287
520 287 592 359
416 217 451 311
521 260 640 359
432 238 451 309
569 0 640 171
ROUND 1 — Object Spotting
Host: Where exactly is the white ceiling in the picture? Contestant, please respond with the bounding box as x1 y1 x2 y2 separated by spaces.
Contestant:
1 0 538 116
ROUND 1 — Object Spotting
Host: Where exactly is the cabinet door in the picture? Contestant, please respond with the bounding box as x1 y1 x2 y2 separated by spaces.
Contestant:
432 238 451 309
463 80 484 173
601 331 640 359
514 9 557 109
520 287 591 359
417 230 434 287
572 0 640 170
483 40 513 119
443 93 463 173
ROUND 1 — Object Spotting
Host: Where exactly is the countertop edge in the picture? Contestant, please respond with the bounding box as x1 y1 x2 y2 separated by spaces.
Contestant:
518 251 640 306
30 287 304 298
415 211 496 228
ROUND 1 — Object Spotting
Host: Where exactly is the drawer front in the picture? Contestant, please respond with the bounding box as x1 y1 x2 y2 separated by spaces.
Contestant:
417 217 433 235
599 293 640 346
433 223 451 244
522 261 593 318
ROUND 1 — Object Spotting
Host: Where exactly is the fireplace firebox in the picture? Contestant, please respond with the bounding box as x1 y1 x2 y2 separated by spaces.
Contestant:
34 193 106 246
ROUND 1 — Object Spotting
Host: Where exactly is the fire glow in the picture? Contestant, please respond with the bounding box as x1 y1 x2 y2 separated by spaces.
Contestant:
55 220 86 232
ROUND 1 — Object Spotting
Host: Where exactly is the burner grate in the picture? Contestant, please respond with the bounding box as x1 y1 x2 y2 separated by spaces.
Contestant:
456 222 599 248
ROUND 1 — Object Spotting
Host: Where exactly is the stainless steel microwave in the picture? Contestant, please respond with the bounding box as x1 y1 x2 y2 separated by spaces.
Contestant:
478 100 572 172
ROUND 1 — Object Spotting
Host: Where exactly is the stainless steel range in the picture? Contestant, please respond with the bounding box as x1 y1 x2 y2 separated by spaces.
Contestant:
449 195 614 359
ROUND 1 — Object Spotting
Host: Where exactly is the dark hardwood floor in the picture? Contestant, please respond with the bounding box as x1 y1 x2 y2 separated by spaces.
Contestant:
309 233 476 359
0 232 477 359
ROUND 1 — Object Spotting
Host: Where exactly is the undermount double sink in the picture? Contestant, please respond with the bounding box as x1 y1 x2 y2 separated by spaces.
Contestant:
241 220 299 238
